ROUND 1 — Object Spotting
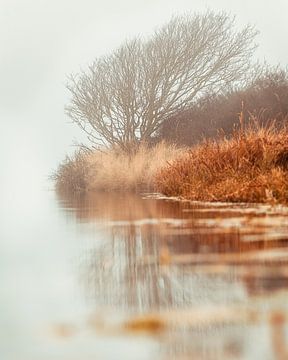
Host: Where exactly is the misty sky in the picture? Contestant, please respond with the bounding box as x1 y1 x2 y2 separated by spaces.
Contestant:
0 0 287 196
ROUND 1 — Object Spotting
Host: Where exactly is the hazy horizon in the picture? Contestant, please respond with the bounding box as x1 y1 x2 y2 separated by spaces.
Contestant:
1 3 288 358
0 0 287 198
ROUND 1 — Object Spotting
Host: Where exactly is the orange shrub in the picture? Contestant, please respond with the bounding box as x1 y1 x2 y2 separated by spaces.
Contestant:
156 121 288 203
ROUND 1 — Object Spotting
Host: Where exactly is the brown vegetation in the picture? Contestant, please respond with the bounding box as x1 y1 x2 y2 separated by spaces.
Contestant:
53 151 89 193
54 118 288 204
155 120 288 204
53 142 183 193
55 68 288 204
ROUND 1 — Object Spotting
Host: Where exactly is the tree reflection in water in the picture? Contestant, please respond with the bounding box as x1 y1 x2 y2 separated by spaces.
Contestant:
57 191 288 359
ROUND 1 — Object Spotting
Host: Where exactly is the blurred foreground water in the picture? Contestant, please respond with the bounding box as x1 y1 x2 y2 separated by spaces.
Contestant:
1 191 288 360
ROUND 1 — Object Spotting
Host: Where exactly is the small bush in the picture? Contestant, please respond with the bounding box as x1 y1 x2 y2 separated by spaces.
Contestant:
155 120 288 204
52 150 90 193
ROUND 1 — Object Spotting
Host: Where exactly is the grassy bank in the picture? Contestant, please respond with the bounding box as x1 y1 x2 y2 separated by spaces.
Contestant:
155 121 288 204
54 120 288 204
54 142 183 193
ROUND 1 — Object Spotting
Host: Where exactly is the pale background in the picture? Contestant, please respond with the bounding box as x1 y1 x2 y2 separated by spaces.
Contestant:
0 0 287 198
0 3 287 358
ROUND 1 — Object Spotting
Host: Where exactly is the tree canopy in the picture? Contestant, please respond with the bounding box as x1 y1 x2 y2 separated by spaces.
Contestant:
66 10 258 152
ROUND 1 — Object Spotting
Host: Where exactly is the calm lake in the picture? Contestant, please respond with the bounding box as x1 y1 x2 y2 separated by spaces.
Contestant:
1 190 288 360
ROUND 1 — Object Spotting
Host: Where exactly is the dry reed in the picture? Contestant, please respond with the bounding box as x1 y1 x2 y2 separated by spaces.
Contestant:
156 120 288 204
54 142 183 193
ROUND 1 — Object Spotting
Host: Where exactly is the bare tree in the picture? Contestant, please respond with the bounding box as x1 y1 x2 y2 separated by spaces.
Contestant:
66 10 258 152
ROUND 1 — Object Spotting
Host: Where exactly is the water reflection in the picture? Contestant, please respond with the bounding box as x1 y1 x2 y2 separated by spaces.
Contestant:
57 191 288 359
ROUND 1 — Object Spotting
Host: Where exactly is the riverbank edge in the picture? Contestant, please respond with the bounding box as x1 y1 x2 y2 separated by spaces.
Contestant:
142 193 288 213
54 122 288 205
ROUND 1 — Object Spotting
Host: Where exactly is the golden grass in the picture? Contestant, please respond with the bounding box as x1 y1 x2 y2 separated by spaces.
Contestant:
155 120 288 204
53 151 89 193
54 142 184 193
54 119 288 204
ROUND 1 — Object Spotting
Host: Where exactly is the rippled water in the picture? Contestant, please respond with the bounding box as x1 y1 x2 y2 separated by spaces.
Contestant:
1 191 288 359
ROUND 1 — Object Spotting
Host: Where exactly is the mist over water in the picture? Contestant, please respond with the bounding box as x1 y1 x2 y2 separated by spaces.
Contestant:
2 190 288 359
1 1 288 359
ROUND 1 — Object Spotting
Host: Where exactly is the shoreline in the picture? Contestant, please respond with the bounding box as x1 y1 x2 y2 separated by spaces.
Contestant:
54 122 288 205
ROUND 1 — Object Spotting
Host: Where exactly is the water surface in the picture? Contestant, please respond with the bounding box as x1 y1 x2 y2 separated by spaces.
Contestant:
1 191 288 359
